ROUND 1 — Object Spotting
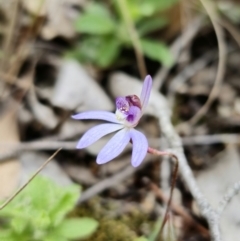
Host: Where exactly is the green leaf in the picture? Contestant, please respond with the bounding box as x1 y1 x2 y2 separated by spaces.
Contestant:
0 229 30 241
127 0 178 19
134 237 149 241
148 217 163 241
0 229 14 240
69 36 121 68
137 17 168 36
44 232 68 241
10 217 27 233
0 176 82 241
141 39 174 66
218 2 240 24
49 185 80 225
32 211 51 229
85 2 111 16
71 37 102 63
148 0 178 11
75 13 116 35
96 37 121 67
56 218 98 239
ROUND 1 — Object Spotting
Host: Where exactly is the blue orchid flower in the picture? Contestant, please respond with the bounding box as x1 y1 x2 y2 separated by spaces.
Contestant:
72 75 152 167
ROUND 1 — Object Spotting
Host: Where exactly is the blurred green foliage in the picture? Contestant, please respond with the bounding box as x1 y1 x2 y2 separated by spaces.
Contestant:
0 176 98 241
218 1 240 23
70 0 178 68
134 237 148 241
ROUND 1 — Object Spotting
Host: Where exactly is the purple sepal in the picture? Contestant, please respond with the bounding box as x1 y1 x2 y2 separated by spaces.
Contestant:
97 129 130 164
130 129 148 167
140 75 152 111
116 97 129 114
126 106 141 125
72 111 121 124
77 123 123 149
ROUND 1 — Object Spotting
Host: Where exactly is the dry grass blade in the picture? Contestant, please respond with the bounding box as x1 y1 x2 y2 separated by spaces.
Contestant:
187 0 227 125
0 148 62 210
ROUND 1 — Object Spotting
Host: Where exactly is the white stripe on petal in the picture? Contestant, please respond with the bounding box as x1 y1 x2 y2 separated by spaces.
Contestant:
77 123 123 149
97 129 130 164
72 111 121 123
130 129 148 167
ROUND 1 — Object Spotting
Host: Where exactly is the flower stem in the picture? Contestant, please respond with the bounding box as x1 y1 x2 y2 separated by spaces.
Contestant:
147 147 179 240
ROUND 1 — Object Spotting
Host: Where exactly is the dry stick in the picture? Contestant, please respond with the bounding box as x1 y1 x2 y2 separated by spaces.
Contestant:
2 133 240 162
217 181 240 216
156 133 221 239
153 16 204 90
158 159 178 240
187 0 226 126
0 141 75 162
148 180 209 238
117 0 147 79
7 0 45 77
220 17 240 48
147 148 179 241
167 50 217 108
181 133 240 146
77 149 178 205
0 0 20 71
155 96 220 238
0 148 62 210
77 155 158 204
0 0 20 98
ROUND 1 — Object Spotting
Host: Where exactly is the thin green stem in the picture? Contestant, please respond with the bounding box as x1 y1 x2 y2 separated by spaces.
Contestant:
117 0 147 79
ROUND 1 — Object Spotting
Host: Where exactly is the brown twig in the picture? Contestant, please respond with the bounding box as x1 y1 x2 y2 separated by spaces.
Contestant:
154 92 221 239
147 180 209 238
0 0 20 72
7 0 45 77
77 155 158 204
167 49 217 107
153 16 204 90
0 141 74 162
147 148 179 240
0 148 61 210
187 0 226 126
1 133 240 162
158 156 178 240
219 17 240 48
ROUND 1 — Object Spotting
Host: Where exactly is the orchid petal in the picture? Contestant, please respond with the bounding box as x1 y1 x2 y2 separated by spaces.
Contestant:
126 106 141 126
97 129 130 164
72 111 121 123
140 75 152 111
77 123 124 149
130 129 148 167
116 97 129 113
